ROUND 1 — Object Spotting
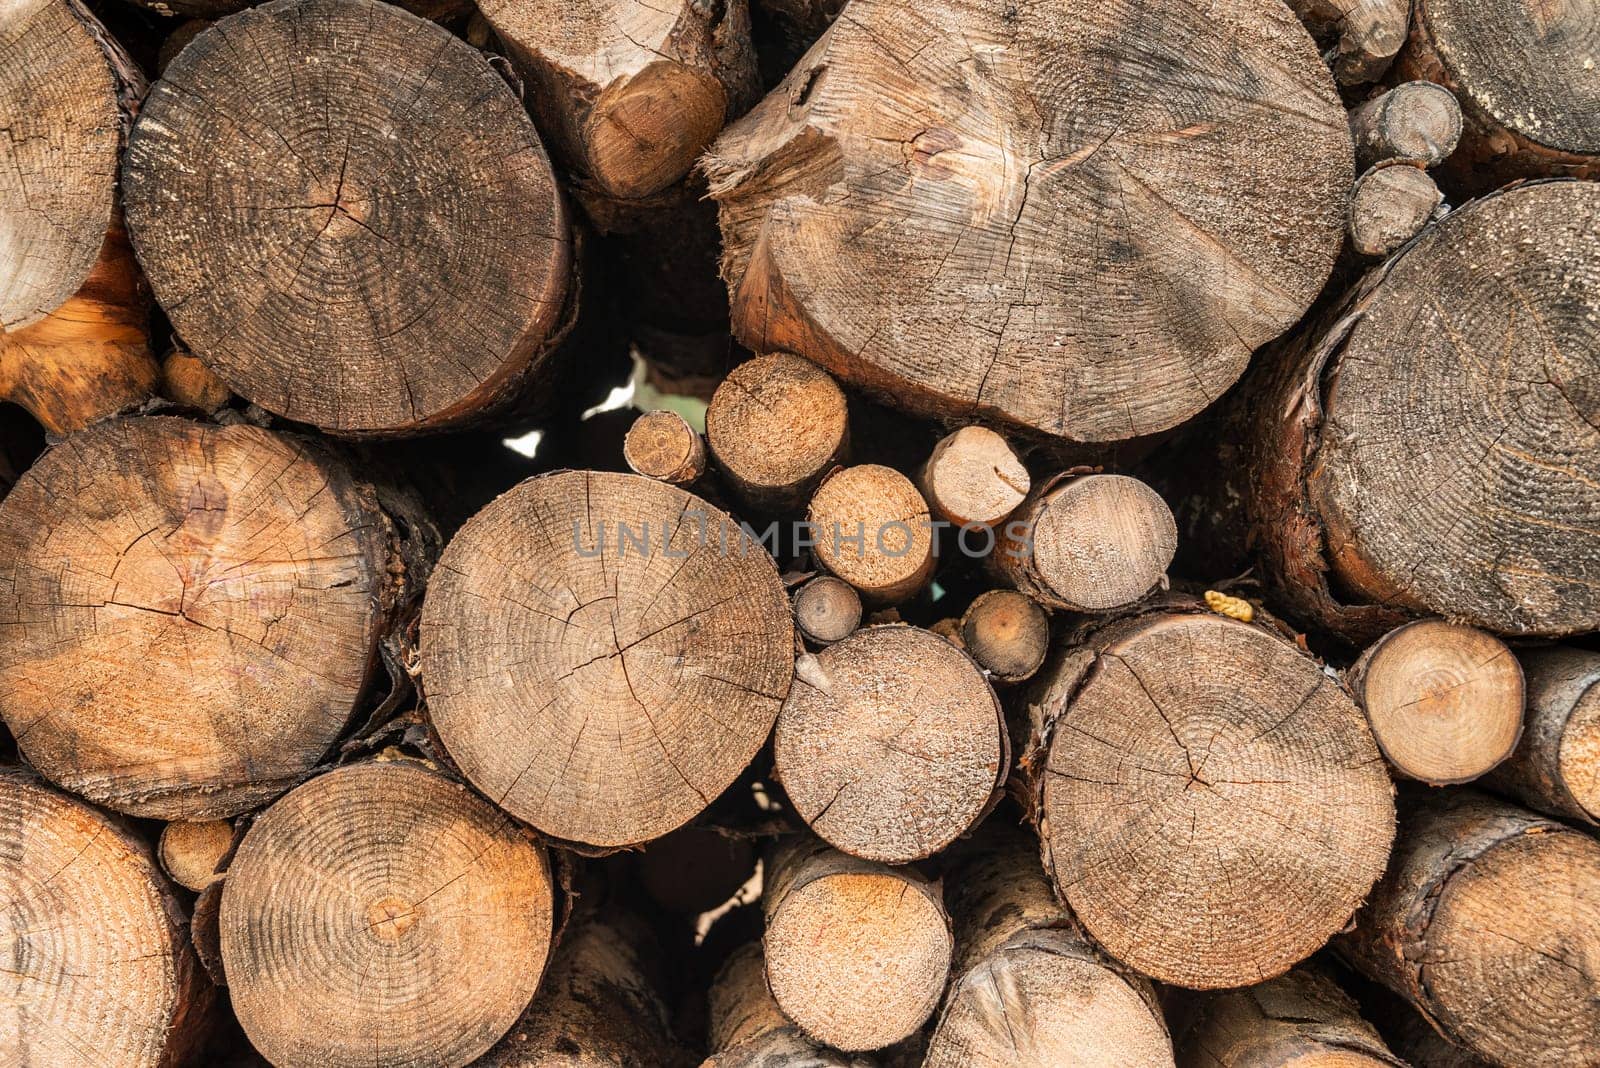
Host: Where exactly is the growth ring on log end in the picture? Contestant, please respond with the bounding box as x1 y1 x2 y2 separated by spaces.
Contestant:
704 0 1351 442
0 417 401 819
221 760 554 1068
1040 612 1394 988
123 0 571 435
1309 181 1600 637
420 470 794 848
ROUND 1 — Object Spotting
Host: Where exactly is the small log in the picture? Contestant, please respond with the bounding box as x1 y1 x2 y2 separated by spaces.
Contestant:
704 0 1351 442
1348 164 1442 259
1483 646 1600 824
995 473 1177 613
477 907 691 1066
704 941 875 1068
775 624 1006 862
1350 82 1464 170
1019 606 1395 988
706 352 849 513
762 836 952 1051
0 415 429 819
1347 619 1523 785
924 828 1174 1068
1177 966 1403 1067
959 588 1050 683
159 819 235 892
793 574 862 646
919 426 1030 530
420 470 794 849
1399 0 1600 186
0 769 214 1067
477 0 759 213
159 345 233 412
624 409 707 486
123 0 573 436
221 759 555 1068
1284 0 1411 85
1340 790 1600 1065
806 465 936 603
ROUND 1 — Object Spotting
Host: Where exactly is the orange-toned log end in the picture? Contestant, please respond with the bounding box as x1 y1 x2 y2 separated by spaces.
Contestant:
587 62 728 200
159 819 236 892
160 346 233 412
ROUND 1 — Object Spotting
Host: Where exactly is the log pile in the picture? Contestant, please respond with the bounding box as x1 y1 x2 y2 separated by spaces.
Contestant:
0 0 1595 1064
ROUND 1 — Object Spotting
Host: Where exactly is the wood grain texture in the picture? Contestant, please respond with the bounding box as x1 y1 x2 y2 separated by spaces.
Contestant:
704 941 875 1068
706 352 849 513
1483 645 1600 824
1177 966 1403 1067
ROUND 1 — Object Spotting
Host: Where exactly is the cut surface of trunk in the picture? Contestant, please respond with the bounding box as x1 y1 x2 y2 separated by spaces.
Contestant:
1348 619 1523 785
919 426 1030 530
705 352 849 513
1029 609 1394 988
763 837 952 1051
1177 965 1403 1067
1349 82 1464 170
958 588 1049 683
775 624 1005 862
1340 790 1600 1066
420 469 794 848
0 416 407 819
159 819 235 892
0 769 212 1068
1284 0 1410 85
624 409 707 486
123 0 572 436
1483 645 1600 824
793 574 862 645
704 941 875 1068
806 464 935 603
1347 165 1441 259
221 759 554 1068
704 0 1351 442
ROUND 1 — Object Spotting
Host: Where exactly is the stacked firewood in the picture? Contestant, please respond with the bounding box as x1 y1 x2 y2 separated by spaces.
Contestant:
0 0 1595 1064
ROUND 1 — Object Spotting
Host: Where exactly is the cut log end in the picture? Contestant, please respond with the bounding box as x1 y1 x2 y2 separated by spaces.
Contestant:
706 352 849 512
776 625 1005 863
764 840 952 1051
624 409 707 485
220 760 554 1068
1351 619 1523 785
123 0 571 435
160 347 233 412
793 574 862 646
420 469 794 848
159 819 235 892
807 464 935 604
919 425 1030 529
1348 165 1442 259
1350 81 1464 170
959 588 1049 682
1038 611 1395 989
0 416 399 819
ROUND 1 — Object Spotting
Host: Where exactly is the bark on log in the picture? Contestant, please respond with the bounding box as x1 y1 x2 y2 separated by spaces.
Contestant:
705 352 849 514
1225 179 1600 645
1176 966 1403 1067
994 473 1177 613
221 758 555 1068
1347 164 1442 259
806 465 936 603
420 469 794 849
703 0 1351 443
477 0 759 216
123 0 573 436
1347 619 1523 785
159 819 235 892
1283 0 1411 85
0 415 429 819
476 907 691 1067
703 941 875 1068
762 836 952 1051
775 624 1006 862
793 573 862 646
1339 790 1600 1066
1483 646 1600 825
127 0 470 21
958 588 1049 683
923 828 1173 1068
0 769 214 1067
1349 82 1464 170
1399 0 1600 186
624 409 707 486
1018 605 1395 989
918 426 1030 531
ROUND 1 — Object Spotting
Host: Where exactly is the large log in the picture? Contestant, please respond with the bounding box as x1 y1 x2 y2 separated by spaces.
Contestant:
775 624 1006 862
1222 179 1600 644
123 0 573 436
1018 604 1394 989
703 0 1351 443
0 415 431 819
0 769 214 1067
1483 646 1600 825
1176 966 1403 1067
1340 790 1600 1066
923 828 1173 1068
420 470 794 849
221 759 555 1068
